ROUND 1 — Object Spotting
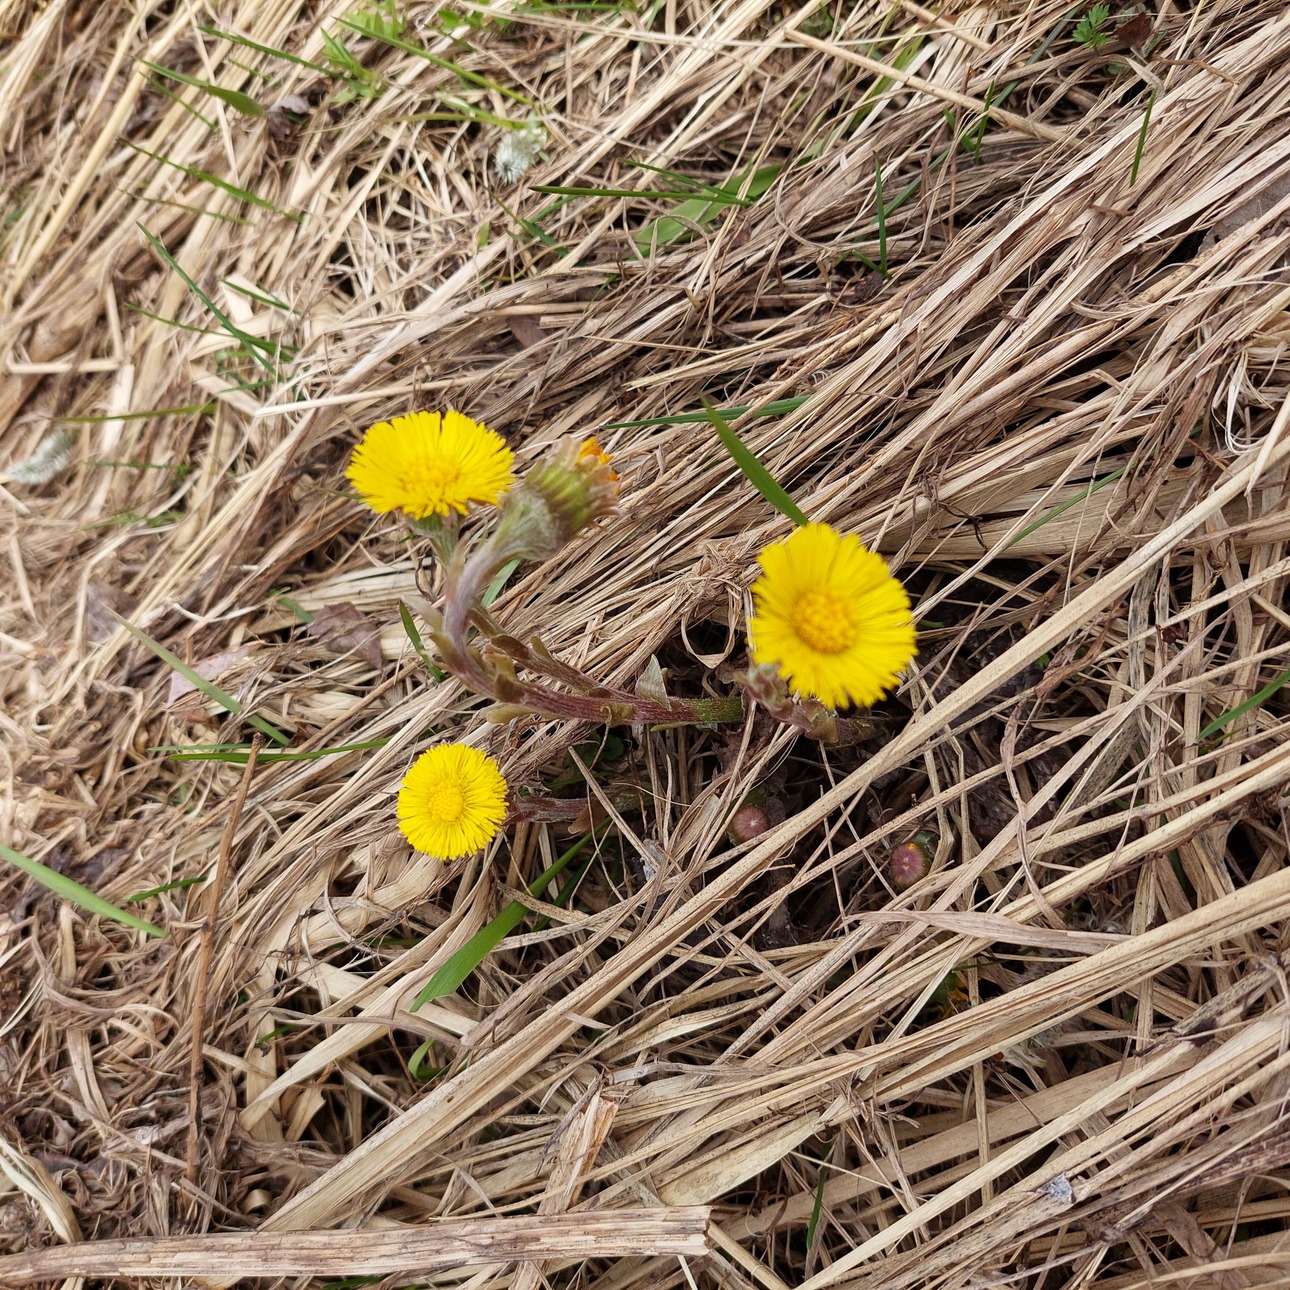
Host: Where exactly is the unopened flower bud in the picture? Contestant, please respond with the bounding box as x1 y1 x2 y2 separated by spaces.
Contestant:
890 831 937 889
730 804 772 843
497 436 619 561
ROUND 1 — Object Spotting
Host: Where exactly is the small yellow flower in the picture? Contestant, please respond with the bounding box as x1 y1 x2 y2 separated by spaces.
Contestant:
347 410 515 520
748 522 916 710
577 436 617 478
397 744 509 859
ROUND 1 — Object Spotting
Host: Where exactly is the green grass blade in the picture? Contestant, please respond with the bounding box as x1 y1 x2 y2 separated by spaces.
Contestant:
124 301 225 334
399 601 445 679
806 1138 833 1250
137 224 280 372
157 739 385 763
629 160 747 197
139 61 264 116
604 395 808 430
126 141 301 221
1199 667 1290 741
702 400 808 527
634 160 781 252
874 155 888 277
60 402 215 422
1004 465 1126 549
197 23 334 74
411 833 593 1009
482 558 520 607
335 17 535 105
127 876 204 902
1129 91 1156 187
405 103 527 127
221 280 292 310
106 607 290 745
143 74 216 129
530 185 751 204
1 843 163 937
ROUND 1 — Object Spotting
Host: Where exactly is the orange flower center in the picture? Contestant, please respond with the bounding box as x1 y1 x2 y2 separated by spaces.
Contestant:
425 783 466 823
793 588 858 655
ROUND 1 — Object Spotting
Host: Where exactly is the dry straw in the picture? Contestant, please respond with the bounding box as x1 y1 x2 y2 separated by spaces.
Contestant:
3 0 1290 1287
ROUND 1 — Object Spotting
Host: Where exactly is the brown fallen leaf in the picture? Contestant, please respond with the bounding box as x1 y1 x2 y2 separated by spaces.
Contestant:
306 602 382 670
1112 13 1153 51
508 314 547 348
166 646 254 706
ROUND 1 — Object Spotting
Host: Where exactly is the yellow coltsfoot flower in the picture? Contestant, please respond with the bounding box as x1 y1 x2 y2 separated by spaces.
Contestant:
347 409 515 520
397 744 509 859
748 522 916 710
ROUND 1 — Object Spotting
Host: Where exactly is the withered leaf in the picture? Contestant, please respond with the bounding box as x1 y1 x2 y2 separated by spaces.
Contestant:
166 646 253 705
306 602 383 670
1113 13 1152 49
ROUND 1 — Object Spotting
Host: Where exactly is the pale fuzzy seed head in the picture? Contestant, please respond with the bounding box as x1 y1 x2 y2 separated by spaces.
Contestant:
494 121 546 184
7 428 77 485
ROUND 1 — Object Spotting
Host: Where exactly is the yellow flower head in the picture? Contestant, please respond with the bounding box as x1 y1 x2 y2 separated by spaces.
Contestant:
397 744 509 860
748 522 916 710
347 410 515 520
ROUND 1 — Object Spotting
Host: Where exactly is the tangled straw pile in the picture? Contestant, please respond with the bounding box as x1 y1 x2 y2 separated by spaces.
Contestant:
4 0 1290 1286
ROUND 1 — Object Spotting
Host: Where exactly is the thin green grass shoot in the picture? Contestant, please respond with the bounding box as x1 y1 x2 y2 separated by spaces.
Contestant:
482 558 521 607
1130 91 1156 187
1004 465 1126 549
143 75 217 130
127 876 205 902
222 280 293 310
1 843 163 938
61 403 215 422
336 17 536 106
399 602 446 680
410 831 595 1011
197 24 334 74
1198 666 1290 742
805 1139 833 1251
137 225 284 374
156 739 386 763
634 160 782 253
702 400 809 527
138 61 264 116
126 142 301 221
874 155 889 277
107 607 290 746
605 395 808 430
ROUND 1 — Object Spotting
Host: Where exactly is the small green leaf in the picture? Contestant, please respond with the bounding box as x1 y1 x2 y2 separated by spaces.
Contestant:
139 61 264 116
634 161 781 253
1 843 163 937
1199 667 1290 742
702 400 809 527
411 833 593 1009
398 602 445 680
1073 3 1112 48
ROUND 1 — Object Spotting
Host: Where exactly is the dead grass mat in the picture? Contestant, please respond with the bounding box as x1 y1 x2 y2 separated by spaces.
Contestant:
3 0 1290 1287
